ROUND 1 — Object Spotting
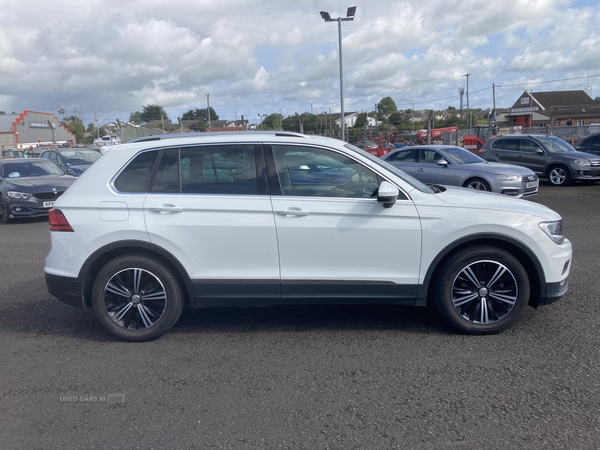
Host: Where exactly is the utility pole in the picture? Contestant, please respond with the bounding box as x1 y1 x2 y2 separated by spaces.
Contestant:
464 74 470 130
207 94 211 130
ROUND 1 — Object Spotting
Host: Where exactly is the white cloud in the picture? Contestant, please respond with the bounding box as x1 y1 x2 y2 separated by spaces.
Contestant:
0 0 597 123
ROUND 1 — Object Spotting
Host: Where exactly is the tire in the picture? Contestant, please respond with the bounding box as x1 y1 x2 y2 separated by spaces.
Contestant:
433 245 530 334
0 196 10 223
464 178 491 191
547 165 570 186
92 254 185 341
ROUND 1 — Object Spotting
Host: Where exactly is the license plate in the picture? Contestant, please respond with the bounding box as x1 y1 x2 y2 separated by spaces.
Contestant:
43 201 55 208
525 181 537 189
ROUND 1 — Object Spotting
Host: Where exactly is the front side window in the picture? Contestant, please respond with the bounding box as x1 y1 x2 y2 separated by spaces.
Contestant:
418 149 444 164
387 148 417 162
272 145 379 198
520 139 542 153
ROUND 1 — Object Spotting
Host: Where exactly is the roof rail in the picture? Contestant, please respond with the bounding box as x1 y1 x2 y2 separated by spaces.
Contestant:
128 130 308 144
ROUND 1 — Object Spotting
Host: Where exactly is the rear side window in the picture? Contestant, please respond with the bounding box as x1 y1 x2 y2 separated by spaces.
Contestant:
492 139 518 151
113 150 158 193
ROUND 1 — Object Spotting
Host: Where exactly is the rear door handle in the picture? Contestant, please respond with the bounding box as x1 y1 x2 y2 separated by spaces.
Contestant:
149 205 183 214
276 208 310 217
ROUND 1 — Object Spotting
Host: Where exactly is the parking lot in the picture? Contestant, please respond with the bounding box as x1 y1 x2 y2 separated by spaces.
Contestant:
1 181 599 449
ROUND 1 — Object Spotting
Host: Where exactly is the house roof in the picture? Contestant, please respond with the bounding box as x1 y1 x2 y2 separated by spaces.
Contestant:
0 114 18 132
511 90 597 110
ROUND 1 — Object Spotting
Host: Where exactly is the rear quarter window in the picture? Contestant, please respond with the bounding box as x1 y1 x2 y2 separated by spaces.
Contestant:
113 151 158 193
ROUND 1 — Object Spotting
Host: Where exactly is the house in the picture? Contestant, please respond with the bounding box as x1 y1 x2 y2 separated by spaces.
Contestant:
499 90 600 128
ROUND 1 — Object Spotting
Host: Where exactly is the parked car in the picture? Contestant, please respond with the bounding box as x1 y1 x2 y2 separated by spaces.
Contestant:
44 132 571 341
382 145 538 197
1 150 26 159
573 133 600 156
39 148 102 176
0 158 76 223
480 134 600 186
94 135 122 146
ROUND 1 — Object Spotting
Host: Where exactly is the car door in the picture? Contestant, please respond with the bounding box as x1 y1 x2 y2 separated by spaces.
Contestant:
142 144 280 302
490 138 521 165
268 143 422 302
414 149 455 185
518 139 546 174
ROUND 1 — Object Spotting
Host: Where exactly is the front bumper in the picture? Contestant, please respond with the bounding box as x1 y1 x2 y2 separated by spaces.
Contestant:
539 279 569 306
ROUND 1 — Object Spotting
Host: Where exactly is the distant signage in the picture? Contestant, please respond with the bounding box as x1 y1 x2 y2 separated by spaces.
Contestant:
510 107 539 113
520 97 530 105
29 122 56 128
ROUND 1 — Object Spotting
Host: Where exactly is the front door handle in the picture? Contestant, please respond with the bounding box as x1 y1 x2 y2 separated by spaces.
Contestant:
276 208 310 217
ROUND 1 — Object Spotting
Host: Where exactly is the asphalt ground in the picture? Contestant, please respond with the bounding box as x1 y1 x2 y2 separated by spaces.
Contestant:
1 181 599 449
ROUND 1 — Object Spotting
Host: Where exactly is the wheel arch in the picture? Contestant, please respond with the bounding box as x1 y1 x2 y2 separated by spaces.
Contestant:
462 176 491 190
78 240 195 308
419 234 545 309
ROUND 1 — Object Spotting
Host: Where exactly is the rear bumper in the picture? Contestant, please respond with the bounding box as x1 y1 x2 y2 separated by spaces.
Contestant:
45 272 84 308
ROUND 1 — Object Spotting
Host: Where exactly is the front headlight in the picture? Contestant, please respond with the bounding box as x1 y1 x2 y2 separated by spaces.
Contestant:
7 191 31 199
571 158 591 166
496 174 521 181
539 220 565 245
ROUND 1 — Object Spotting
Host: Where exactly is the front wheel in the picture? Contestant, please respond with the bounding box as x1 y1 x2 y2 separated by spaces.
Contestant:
92 254 184 341
0 196 11 223
433 246 530 334
464 178 491 191
548 165 570 186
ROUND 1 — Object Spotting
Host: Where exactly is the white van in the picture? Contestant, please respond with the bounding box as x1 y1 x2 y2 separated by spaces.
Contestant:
93 135 122 146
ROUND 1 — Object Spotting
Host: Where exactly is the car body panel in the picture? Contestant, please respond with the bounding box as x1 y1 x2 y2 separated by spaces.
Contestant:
480 135 600 182
0 158 76 219
382 145 538 197
44 133 571 325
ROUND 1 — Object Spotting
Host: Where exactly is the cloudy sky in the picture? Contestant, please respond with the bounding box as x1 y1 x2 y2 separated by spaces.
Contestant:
1 0 599 126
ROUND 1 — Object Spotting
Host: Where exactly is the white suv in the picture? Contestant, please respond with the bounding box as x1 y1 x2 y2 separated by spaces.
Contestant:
44 132 572 341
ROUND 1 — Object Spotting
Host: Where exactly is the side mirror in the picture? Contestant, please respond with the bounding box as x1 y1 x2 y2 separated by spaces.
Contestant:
436 158 449 166
377 181 399 208
65 168 75 176
535 149 544 154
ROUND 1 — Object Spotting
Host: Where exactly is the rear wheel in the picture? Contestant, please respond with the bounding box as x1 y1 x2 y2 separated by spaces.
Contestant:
433 246 530 334
92 254 184 341
547 165 570 186
464 178 491 191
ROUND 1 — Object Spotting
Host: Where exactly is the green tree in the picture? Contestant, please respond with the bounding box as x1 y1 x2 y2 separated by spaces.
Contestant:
594 97 600 105
129 111 143 125
140 104 168 124
62 116 85 143
182 107 219 122
377 97 398 116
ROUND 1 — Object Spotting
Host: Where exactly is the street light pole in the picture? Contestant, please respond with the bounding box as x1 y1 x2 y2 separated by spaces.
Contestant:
320 6 356 142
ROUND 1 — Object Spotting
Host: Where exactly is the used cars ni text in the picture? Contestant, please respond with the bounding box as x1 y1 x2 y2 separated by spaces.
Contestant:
381 145 538 197
44 132 572 341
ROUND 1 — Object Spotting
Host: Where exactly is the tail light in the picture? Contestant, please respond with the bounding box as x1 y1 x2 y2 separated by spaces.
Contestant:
49 208 74 232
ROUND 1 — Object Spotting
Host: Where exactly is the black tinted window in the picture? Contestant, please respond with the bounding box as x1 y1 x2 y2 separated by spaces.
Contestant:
388 149 417 162
114 150 158 192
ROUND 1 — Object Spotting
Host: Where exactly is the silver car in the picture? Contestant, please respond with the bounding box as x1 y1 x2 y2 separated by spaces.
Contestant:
382 145 538 197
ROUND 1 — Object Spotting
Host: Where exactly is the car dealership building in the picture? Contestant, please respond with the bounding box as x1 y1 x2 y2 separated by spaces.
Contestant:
0 110 76 150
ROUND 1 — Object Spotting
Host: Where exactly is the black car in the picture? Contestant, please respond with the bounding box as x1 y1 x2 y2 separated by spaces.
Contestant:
0 158 77 223
574 133 600 156
39 148 101 176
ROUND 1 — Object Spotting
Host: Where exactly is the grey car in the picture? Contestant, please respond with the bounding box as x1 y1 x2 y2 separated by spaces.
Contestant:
0 158 76 223
480 134 600 186
573 133 600 156
381 145 539 197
